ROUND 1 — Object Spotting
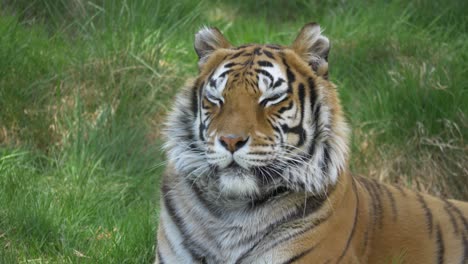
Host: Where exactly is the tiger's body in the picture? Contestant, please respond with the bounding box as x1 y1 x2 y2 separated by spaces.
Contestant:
155 24 468 264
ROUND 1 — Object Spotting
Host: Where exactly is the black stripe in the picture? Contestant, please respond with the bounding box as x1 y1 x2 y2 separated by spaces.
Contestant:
435 224 445 264
359 178 381 229
224 62 236 68
285 64 296 84
162 184 207 261
255 69 274 83
281 245 317 264
258 60 273 67
198 122 206 141
272 78 285 89
178 112 197 149
263 49 274 59
298 83 305 114
270 122 281 134
305 77 321 161
307 103 321 158
249 151 274 155
278 101 293 114
249 158 280 164
191 83 200 116
368 179 383 228
444 200 468 232
184 83 201 148
219 69 232 79
248 187 290 208
319 143 331 174
209 78 216 87
416 193 434 236
381 184 398 222
280 125 306 146
235 191 333 263
198 81 206 141
308 77 317 113
230 50 244 59
265 44 281 50
370 180 384 228
253 47 262 55
201 100 211 110
443 200 459 234
251 143 275 147
234 44 253 49
337 178 360 262
280 83 306 147
190 180 222 218
272 113 284 120
203 115 212 124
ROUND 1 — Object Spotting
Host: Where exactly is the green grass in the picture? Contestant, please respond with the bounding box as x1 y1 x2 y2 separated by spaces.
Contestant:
1 0 467 262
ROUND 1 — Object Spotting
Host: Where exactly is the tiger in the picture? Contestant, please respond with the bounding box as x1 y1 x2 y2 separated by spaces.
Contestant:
155 23 468 264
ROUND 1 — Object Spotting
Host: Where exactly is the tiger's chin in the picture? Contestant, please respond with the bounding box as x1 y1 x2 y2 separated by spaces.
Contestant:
217 166 260 198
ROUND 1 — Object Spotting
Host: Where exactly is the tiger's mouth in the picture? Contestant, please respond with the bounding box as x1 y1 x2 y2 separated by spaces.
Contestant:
225 161 243 170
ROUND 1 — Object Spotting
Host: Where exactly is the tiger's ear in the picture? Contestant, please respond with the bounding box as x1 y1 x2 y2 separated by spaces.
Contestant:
291 23 330 79
194 27 232 67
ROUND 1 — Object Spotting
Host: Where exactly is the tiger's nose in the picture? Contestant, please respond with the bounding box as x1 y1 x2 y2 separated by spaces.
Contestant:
219 135 249 153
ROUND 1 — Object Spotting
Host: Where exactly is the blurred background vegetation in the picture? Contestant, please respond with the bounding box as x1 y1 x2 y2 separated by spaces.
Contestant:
0 0 467 262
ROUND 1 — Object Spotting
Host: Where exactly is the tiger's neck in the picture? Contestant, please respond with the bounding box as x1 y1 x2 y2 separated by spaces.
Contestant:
164 163 354 222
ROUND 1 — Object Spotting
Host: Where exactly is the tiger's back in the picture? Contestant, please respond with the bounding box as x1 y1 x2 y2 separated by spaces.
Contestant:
155 23 468 264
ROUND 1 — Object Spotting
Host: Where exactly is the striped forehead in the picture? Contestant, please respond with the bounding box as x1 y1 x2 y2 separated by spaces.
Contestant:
207 60 287 95
205 62 230 97
256 61 287 94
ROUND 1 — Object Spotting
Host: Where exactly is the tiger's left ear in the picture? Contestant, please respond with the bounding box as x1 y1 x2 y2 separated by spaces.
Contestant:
194 27 232 68
291 23 330 79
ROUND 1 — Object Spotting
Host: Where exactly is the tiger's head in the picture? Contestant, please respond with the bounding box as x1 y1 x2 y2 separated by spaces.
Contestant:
164 23 349 204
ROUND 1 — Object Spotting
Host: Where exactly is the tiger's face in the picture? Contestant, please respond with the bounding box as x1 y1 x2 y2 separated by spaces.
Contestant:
199 47 315 196
165 24 349 203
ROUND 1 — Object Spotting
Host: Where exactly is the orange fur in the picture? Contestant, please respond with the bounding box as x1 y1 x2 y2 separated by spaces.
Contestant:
155 23 468 264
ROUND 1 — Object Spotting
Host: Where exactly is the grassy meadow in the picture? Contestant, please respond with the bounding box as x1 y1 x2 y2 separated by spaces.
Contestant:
1 0 467 262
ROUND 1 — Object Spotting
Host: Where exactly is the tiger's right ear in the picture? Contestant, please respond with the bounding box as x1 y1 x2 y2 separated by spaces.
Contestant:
194 27 232 67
